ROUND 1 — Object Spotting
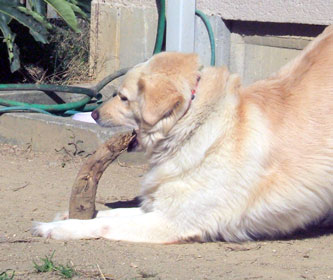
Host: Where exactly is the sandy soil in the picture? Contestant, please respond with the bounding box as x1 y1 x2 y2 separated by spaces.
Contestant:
0 143 332 280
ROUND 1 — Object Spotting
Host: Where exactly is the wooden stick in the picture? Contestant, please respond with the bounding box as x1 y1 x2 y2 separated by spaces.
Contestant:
68 132 135 219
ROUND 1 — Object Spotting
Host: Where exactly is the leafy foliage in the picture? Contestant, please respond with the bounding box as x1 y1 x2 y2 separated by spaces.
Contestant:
0 0 91 73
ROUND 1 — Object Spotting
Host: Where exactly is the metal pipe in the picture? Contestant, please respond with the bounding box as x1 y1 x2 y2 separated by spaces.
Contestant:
166 0 196 53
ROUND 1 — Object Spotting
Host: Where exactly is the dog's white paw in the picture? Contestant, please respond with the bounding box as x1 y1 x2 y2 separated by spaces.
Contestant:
31 219 98 240
31 221 72 240
31 221 55 238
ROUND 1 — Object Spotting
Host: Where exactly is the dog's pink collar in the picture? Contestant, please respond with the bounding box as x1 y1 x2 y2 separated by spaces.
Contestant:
181 74 201 119
191 75 201 100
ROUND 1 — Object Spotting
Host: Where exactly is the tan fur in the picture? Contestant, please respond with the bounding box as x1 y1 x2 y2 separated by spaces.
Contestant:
138 74 185 126
32 28 333 243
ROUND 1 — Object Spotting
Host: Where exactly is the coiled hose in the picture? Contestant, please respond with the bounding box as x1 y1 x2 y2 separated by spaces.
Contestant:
0 0 215 115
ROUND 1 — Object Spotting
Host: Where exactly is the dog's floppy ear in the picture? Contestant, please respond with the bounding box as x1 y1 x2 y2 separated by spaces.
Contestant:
138 74 184 126
149 53 200 88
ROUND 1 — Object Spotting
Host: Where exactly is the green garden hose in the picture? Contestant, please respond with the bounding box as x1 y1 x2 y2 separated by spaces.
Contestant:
0 95 92 112
0 83 97 97
195 9 216 66
0 0 215 115
0 84 94 112
94 67 131 93
153 0 165 54
0 67 128 114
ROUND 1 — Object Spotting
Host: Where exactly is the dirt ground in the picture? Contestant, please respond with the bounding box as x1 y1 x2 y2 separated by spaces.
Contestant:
0 143 332 280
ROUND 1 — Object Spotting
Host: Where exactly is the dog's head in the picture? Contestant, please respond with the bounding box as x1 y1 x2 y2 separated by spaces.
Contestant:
92 52 201 152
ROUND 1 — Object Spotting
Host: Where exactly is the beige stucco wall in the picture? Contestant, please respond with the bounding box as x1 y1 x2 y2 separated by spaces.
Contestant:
197 0 333 25
95 0 333 25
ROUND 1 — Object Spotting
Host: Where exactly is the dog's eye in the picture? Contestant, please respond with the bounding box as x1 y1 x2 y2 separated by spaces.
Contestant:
119 94 128 101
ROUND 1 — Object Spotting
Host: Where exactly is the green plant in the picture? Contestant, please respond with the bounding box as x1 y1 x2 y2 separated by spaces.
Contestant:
0 270 15 280
55 264 76 279
33 251 77 278
33 250 56 272
0 0 91 73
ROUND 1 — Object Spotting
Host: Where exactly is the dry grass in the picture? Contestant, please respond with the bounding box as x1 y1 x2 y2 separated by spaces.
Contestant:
24 20 95 85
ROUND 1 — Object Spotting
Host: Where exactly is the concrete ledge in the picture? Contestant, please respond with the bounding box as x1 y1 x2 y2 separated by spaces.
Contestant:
197 0 333 25
0 113 145 163
96 0 333 25
0 113 128 152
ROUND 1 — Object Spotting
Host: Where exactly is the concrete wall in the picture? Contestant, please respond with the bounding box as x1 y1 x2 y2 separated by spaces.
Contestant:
196 0 333 25
91 0 333 25
89 0 158 83
90 0 332 89
228 21 325 84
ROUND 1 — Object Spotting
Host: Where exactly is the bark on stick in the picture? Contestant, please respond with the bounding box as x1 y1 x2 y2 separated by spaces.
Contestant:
68 132 134 219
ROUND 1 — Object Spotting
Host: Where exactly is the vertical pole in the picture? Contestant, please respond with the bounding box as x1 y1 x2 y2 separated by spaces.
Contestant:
166 0 196 53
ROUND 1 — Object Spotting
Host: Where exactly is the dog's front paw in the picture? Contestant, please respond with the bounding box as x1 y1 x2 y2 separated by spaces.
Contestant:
31 221 73 240
31 221 56 239
31 219 97 240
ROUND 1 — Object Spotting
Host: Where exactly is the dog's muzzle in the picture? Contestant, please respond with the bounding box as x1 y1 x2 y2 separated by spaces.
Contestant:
91 110 140 152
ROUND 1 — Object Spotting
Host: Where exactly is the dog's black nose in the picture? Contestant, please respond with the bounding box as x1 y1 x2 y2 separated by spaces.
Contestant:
91 110 99 121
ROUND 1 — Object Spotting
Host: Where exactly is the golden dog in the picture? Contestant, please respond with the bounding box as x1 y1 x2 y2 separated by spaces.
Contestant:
32 26 333 243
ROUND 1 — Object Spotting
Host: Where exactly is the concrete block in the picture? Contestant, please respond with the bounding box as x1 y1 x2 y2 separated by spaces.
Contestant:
0 113 129 154
214 19 231 67
0 113 145 164
90 1 158 81
144 7 159 57
90 1 121 81
119 7 146 68
243 44 300 84
229 34 246 79
195 16 230 67
229 30 307 85
227 19 320 85
194 15 211 66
